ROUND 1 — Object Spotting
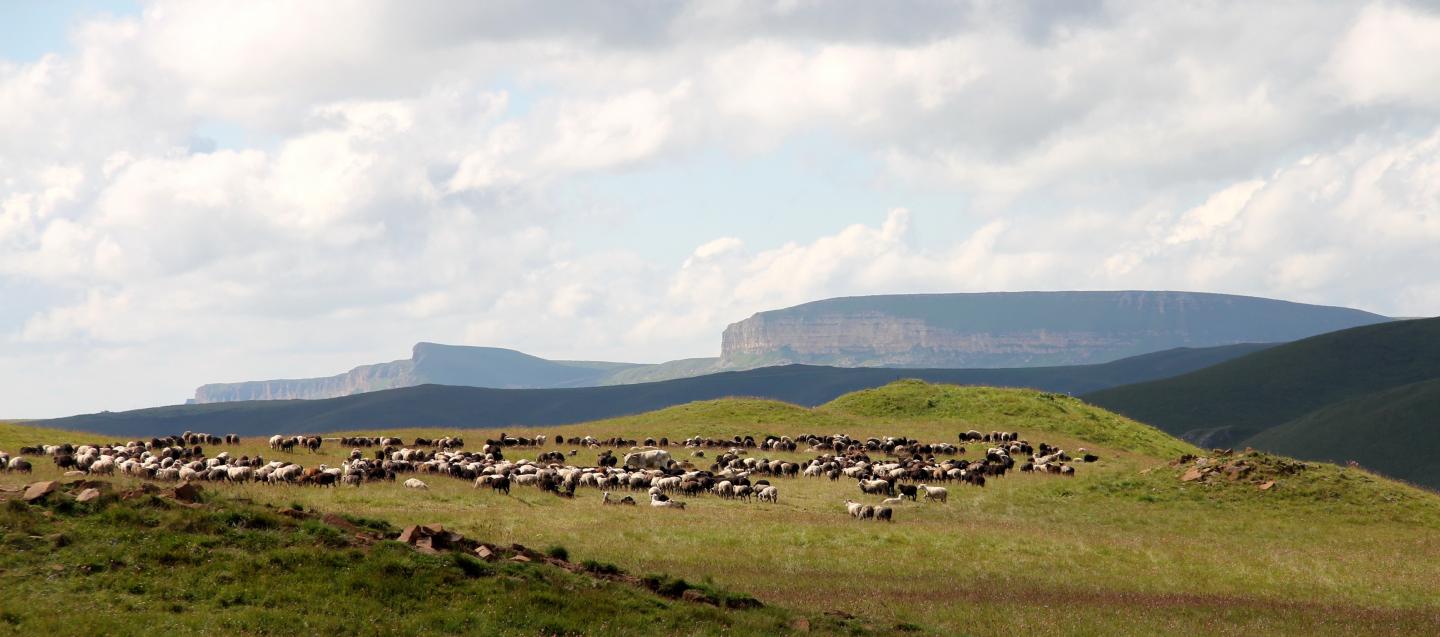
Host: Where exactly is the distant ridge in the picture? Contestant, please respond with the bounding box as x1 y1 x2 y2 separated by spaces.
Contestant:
53 343 1272 437
721 290 1389 368
192 290 1386 403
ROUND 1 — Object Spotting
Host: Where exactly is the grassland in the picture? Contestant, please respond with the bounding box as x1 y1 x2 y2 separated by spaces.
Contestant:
4 383 1440 635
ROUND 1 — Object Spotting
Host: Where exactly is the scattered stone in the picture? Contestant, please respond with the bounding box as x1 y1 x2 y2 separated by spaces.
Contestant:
1180 468 1205 482
1258 481 1276 491
397 525 422 545
172 481 203 503
23 481 59 502
510 554 531 563
75 488 101 504
475 545 497 561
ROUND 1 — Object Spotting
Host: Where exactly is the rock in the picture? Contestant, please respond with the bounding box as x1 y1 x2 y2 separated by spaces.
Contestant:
475 545 497 561
510 554 531 563
681 589 717 605
1180 468 1205 482
76 488 101 503
23 481 59 502
1258 481 1276 491
397 525 421 544
172 481 203 503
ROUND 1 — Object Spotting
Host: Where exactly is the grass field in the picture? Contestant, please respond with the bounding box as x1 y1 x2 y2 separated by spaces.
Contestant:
4 382 1440 635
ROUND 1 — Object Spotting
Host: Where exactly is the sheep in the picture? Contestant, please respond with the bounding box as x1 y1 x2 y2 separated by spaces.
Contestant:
758 486 779 503
7 457 32 473
858 478 891 496
404 478 429 490
918 484 948 503
650 493 686 509
226 466 254 482
859 505 875 520
880 496 902 506
844 499 864 518
875 506 893 522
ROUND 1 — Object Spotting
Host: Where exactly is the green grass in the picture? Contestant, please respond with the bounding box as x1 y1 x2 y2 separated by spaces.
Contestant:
0 489 806 636
4 382 1440 635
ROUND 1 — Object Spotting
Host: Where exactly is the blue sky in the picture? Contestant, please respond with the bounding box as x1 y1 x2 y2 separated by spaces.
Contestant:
2 1 1439 416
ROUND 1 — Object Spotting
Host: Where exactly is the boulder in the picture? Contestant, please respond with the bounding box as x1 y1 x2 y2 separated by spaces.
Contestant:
76 488 102 503
172 481 203 503
23 481 59 502
1180 468 1205 482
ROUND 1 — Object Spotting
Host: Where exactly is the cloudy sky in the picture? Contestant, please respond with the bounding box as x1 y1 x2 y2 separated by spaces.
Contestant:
3 1 1439 417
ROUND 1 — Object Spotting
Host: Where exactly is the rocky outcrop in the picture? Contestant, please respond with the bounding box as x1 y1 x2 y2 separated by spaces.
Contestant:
720 291 1390 368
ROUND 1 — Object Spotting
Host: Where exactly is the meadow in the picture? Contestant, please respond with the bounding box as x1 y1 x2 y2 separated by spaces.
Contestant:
3 382 1439 635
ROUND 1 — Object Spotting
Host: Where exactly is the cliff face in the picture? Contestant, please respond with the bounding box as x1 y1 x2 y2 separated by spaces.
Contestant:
192 360 417 403
192 343 650 404
720 291 1391 368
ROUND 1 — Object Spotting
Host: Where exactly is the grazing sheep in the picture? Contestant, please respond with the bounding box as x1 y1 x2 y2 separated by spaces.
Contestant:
404 478 429 490
859 505 875 520
844 499 864 518
7 457 32 473
758 486 779 503
876 506 893 522
897 484 918 501
918 484 948 503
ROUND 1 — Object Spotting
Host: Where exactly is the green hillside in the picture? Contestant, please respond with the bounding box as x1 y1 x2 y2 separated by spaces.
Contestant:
1086 317 1440 446
7 383 1440 634
1243 378 1440 488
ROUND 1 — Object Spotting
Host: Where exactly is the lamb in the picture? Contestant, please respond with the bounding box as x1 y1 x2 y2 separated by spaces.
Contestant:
880 497 902 506
859 505 875 520
844 499 864 518
758 486 779 503
650 493 686 509
918 484 948 503
404 478 429 490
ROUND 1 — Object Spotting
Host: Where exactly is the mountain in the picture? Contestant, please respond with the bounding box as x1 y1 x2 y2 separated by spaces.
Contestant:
1241 378 1440 488
720 290 1390 368
1085 317 1440 488
54 344 1269 437
192 343 647 403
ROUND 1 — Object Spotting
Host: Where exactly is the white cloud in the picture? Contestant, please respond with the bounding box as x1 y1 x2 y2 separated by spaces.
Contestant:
2 1 1440 416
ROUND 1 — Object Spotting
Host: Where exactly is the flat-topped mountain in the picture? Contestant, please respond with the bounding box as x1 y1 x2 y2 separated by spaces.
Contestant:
720 291 1389 368
192 343 644 403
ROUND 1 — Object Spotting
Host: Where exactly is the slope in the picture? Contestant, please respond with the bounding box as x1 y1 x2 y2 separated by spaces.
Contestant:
1242 377 1440 489
1086 317 1440 447
46 344 1269 437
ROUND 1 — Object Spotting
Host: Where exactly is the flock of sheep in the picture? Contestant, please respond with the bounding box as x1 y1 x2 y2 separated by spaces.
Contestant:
2 428 1090 523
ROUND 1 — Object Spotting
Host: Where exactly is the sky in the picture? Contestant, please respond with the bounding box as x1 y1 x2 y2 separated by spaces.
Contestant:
3 1 1440 417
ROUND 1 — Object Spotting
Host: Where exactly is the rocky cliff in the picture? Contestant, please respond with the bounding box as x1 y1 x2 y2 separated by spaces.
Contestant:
192 343 643 404
720 291 1391 368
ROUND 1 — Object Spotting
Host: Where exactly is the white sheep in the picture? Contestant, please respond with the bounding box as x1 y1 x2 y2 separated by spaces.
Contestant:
918 484 948 503
880 497 903 506
844 499 864 518
650 493 686 509
404 478 429 490
758 486 779 503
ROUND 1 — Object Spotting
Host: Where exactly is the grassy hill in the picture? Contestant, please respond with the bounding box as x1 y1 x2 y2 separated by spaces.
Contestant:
1242 378 1440 488
4 383 1440 634
1086 317 1440 446
40 344 1269 437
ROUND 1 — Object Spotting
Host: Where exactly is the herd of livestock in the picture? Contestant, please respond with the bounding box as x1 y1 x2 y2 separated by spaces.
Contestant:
2 428 1092 521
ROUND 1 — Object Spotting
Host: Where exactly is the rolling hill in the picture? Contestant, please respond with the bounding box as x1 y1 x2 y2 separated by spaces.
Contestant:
1086 317 1440 488
46 343 1271 437
1242 378 1440 488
